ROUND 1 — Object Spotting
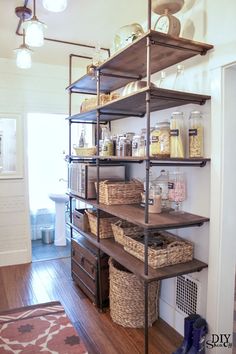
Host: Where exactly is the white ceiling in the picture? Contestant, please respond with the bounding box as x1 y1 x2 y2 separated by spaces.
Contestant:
0 0 148 66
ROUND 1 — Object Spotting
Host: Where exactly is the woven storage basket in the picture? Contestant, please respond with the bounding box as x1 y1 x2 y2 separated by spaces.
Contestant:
124 231 193 269
85 210 118 238
111 220 143 246
97 179 144 205
109 258 159 328
73 146 96 156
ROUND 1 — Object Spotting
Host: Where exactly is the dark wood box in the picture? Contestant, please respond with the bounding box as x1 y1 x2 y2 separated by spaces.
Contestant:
71 237 109 308
72 209 89 232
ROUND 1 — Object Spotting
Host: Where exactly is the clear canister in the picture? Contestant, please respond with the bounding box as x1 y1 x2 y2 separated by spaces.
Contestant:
119 137 132 157
155 169 170 210
189 111 204 158
132 135 141 157
170 111 185 158
150 121 170 157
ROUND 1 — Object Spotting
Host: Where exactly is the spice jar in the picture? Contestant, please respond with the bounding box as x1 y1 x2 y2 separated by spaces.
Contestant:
170 111 185 158
150 122 170 157
189 111 204 158
155 169 170 210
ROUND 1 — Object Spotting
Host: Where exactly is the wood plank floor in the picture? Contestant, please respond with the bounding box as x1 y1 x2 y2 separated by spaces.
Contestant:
0 258 182 354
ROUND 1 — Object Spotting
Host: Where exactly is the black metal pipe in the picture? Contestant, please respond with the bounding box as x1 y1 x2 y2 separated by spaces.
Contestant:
151 39 206 55
100 72 141 80
144 281 149 354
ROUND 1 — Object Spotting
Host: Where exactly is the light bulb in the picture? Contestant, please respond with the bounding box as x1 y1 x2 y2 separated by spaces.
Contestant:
42 0 67 12
23 19 46 47
15 46 32 69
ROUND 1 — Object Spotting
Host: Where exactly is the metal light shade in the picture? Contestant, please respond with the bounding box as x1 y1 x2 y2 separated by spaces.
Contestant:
42 0 68 12
23 18 46 47
15 45 32 69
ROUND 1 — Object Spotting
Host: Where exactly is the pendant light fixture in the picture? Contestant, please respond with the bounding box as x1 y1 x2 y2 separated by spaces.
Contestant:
23 0 46 47
14 7 33 69
42 0 68 12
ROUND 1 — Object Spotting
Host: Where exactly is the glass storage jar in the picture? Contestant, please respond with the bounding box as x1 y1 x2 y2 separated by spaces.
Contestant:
150 121 170 158
168 170 186 214
170 111 185 158
119 137 132 157
132 135 141 157
148 183 162 214
189 110 204 158
155 169 170 210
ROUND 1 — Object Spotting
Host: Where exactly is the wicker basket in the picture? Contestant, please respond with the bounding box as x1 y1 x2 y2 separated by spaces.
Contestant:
111 220 143 246
85 210 118 238
97 179 144 205
124 231 193 269
73 146 96 156
109 258 159 328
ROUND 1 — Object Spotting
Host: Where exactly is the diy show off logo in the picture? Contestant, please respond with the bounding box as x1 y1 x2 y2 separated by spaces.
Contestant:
206 333 232 349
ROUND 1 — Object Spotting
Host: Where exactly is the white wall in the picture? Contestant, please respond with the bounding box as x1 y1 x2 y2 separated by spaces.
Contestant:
0 58 71 266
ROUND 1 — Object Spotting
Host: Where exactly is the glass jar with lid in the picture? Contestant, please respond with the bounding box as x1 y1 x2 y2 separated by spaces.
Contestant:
119 137 132 157
150 121 170 157
148 183 162 214
189 110 204 158
168 170 187 214
170 111 185 158
155 169 170 210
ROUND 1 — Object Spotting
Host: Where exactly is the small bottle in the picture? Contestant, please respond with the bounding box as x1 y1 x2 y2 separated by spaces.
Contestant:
170 112 185 158
189 111 204 158
79 129 86 148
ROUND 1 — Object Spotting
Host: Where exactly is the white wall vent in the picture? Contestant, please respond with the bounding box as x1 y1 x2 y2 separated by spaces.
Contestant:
175 275 200 315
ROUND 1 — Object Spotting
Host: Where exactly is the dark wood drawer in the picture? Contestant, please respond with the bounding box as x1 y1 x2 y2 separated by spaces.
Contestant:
71 237 109 308
72 239 97 268
72 260 96 294
72 271 97 304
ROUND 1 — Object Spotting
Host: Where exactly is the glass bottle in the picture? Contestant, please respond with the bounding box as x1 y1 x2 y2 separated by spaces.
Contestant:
100 127 113 156
155 169 170 210
189 111 204 158
150 121 170 158
168 170 187 214
170 111 185 158
173 64 186 92
158 70 166 88
78 128 86 148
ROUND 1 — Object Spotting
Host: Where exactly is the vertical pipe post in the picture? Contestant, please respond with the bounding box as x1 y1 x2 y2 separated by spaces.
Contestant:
96 69 103 310
68 56 73 234
144 1 152 353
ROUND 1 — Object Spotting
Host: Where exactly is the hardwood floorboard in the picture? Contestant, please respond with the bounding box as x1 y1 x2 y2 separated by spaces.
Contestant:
0 258 182 354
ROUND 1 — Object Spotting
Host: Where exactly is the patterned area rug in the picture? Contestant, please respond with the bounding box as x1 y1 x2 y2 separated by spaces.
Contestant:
0 301 88 353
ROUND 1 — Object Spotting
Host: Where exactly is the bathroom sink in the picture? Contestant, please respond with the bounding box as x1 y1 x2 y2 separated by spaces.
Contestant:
48 193 69 246
49 193 69 203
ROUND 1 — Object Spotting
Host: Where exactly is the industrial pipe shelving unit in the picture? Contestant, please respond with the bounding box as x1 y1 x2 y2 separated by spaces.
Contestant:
66 1 213 352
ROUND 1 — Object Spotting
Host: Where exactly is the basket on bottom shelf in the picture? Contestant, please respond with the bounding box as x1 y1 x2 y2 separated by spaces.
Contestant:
109 258 160 328
85 210 118 238
124 231 193 269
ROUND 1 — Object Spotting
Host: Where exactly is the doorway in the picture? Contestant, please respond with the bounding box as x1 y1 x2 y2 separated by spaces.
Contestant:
27 113 70 261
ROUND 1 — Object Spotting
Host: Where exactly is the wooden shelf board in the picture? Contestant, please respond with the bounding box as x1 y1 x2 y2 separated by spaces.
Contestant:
68 223 207 282
68 31 213 94
68 87 210 123
100 238 207 282
88 202 209 230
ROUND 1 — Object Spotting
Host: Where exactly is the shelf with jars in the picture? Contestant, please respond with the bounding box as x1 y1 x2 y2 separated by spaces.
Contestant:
66 2 213 353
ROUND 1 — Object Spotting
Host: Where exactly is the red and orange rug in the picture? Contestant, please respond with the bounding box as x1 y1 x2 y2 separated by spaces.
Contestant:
0 301 88 353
